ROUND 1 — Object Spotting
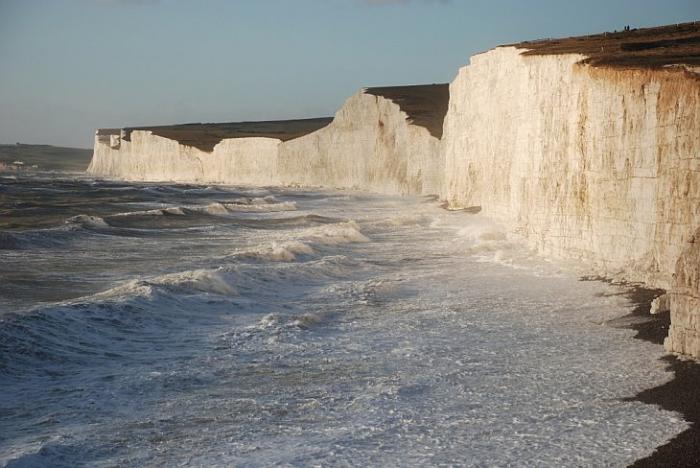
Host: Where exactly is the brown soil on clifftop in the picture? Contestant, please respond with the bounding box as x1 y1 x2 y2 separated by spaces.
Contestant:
98 117 333 153
513 21 700 69
98 83 450 151
364 84 449 139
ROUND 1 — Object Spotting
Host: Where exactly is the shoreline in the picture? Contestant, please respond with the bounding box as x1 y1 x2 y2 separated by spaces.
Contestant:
613 283 700 467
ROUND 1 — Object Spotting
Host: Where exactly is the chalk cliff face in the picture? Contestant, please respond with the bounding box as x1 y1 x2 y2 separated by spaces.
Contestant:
668 229 700 357
88 86 446 195
440 46 700 356
89 132 281 186
278 90 442 194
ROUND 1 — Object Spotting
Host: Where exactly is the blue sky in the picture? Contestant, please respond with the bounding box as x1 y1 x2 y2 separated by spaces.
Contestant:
0 0 697 148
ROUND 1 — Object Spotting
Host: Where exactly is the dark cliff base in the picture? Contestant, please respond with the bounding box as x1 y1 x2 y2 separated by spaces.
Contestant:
581 277 700 467
623 286 700 468
630 355 700 468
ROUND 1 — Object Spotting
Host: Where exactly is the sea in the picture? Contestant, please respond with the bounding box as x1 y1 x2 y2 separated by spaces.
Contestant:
0 148 688 467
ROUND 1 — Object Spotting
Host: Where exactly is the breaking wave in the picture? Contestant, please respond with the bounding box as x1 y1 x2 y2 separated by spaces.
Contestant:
111 207 187 217
65 214 110 229
232 240 315 262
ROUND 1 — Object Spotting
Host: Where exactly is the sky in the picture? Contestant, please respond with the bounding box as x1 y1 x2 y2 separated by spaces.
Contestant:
0 0 698 148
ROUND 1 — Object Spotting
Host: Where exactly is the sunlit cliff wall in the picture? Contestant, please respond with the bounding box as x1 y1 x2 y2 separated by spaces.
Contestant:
440 46 700 356
278 91 442 195
88 132 281 186
88 87 444 195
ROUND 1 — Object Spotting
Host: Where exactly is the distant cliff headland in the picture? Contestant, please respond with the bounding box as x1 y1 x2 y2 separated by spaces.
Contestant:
89 22 700 359
1 144 92 173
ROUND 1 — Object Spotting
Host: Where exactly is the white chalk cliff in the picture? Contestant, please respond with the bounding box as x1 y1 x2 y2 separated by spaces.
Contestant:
88 86 446 196
278 89 443 195
89 132 282 186
89 23 700 358
440 45 700 357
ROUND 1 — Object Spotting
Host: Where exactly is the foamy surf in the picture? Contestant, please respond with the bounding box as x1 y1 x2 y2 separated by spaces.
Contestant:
232 240 315 262
65 214 110 229
0 175 688 467
223 200 297 212
111 206 187 217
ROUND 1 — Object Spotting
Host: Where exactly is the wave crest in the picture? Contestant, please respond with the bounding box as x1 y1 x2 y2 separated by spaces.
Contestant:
301 220 369 245
65 214 109 229
95 268 238 299
233 240 315 262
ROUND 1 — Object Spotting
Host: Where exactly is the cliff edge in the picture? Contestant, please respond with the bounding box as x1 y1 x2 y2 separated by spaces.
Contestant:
89 84 448 195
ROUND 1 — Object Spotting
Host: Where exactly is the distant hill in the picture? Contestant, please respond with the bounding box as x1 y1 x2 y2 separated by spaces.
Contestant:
0 144 92 172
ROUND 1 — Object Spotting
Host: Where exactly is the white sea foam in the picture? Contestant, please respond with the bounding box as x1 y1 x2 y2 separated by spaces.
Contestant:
223 201 297 212
0 183 687 467
233 240 314 262
202 202 230 215
300 220 369 245
65 214 109 229
92 268 238 299
112 206 186 217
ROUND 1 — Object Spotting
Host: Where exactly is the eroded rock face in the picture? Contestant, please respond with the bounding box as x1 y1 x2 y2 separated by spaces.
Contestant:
440 46 700 356
278 91 442 195
88 88 444 195
88 132 282 186
666 230 700 358
441 47 700 289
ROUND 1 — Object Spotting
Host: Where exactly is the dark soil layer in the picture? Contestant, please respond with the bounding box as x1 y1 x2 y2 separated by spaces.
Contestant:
364 84 449 138
98 117 333 153
98 83 450 151
512 21 700 69
580 277 700 467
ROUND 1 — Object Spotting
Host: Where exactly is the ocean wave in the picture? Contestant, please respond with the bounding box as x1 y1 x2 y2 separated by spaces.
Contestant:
111 207 187 217
368 213 434 228
218 310 330 349
448 216 562 275
454 218 526 261
197 201 296 216
232 240 315 262
65 214 110 230
222 201 297 212
228 220 369 263
0 253 362 378
0 226 82 250
0 214 111 250
250 311 326 332
0 270 239 377
201 202 230 216
300 220 369 245
230 195 277 204
94 268 239 299
199 197 297 215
